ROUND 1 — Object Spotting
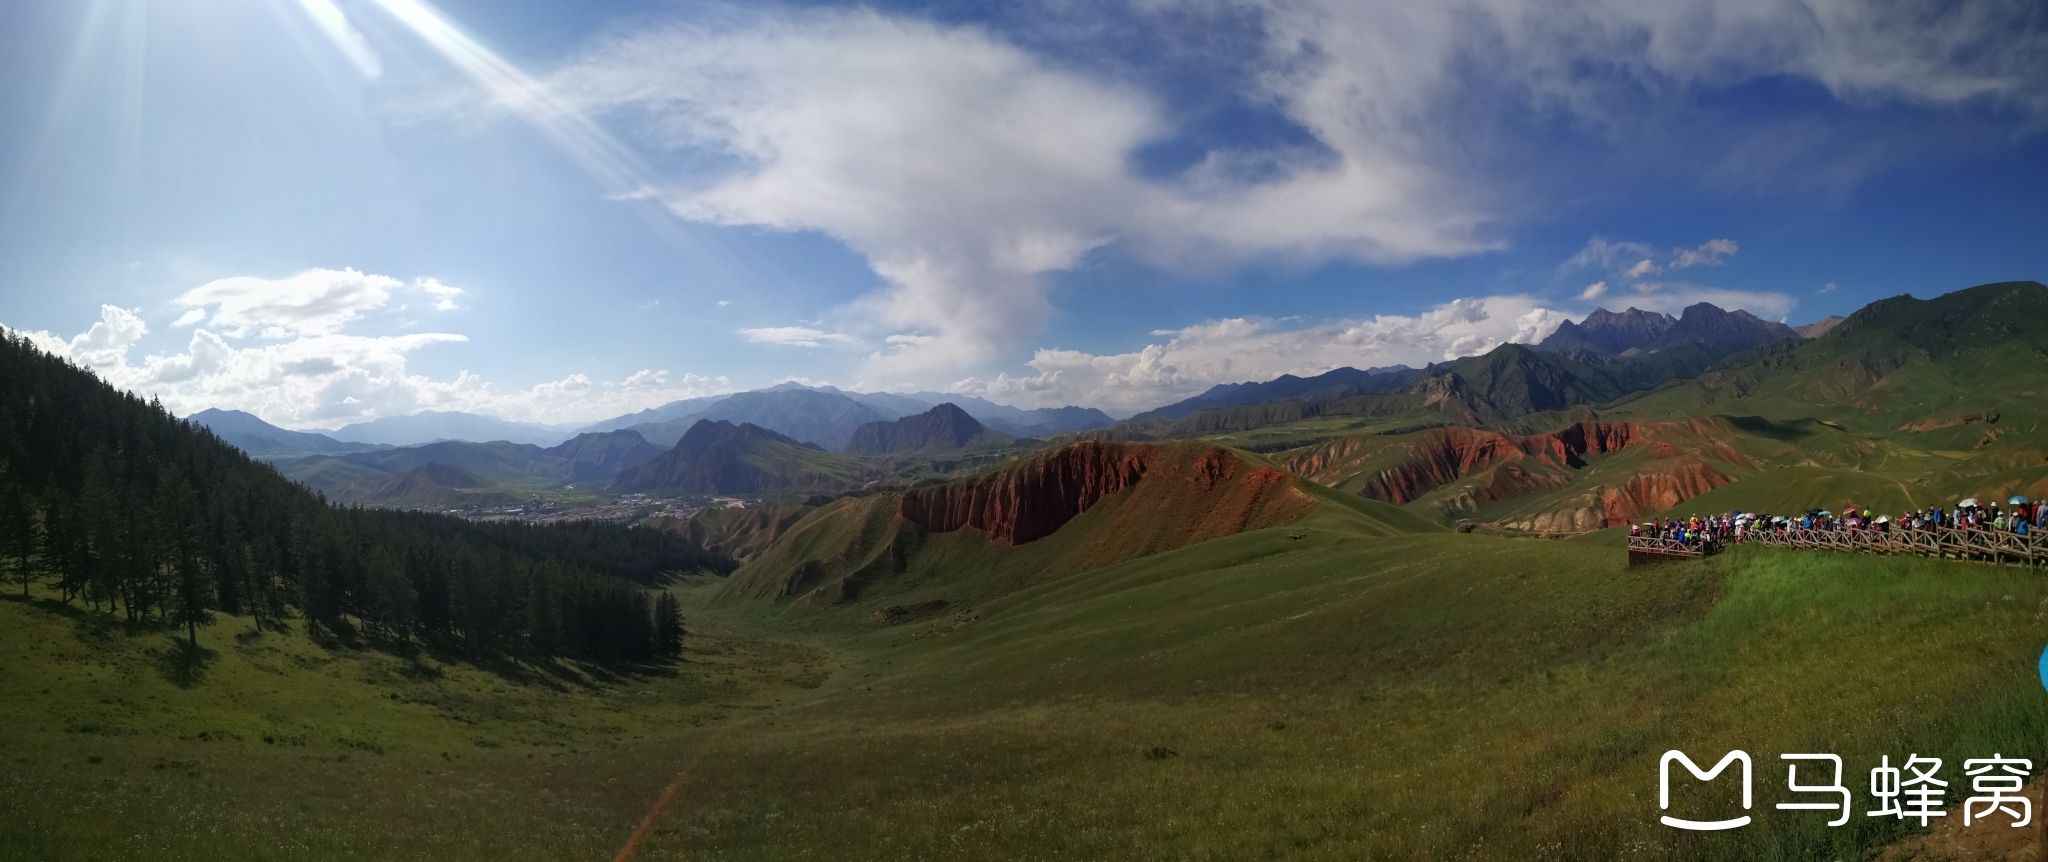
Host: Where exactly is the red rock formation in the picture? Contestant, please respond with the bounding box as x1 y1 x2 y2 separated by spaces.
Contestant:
1599 461 1733 526
899 441 1153 544
1356 427 1525 504
1342 421 1646 506
898 441 1318 549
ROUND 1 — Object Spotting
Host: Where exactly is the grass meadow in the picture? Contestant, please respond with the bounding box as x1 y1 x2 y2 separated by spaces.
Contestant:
5 528 2047 860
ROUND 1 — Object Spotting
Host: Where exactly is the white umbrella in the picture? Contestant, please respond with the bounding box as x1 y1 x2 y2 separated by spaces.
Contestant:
1959 498 1980 508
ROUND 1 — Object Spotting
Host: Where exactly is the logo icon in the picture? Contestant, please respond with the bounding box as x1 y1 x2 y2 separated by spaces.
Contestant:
1661 750 1753 830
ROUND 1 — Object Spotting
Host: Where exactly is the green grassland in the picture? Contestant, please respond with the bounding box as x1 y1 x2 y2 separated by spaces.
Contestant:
0 587 833 861
639 532 2048 861
9 519 2048 860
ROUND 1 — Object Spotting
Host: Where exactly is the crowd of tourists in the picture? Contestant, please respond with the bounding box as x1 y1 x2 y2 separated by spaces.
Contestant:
1631 496 2045 547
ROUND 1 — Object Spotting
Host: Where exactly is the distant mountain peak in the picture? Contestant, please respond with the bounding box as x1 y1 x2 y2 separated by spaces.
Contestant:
842 403 1004 456
1536 301 1795 357
1794 315 1847 338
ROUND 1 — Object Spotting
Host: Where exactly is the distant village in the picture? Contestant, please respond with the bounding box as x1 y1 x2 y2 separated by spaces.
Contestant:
409 493 752 526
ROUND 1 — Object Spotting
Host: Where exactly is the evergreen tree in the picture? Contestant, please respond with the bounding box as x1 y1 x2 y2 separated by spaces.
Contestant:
2 483 40 597
0 328 737 667
654 592 685 657
365 545 419 643
154 468 212 645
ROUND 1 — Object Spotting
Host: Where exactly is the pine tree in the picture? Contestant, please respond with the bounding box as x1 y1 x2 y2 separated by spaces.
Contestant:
653 592 685 657
2 483 41 598
155 468 212 646
365 546 419 643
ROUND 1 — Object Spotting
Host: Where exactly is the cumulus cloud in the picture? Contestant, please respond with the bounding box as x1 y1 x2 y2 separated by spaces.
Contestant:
548 7 1501 379
176 268 401 338
8 274 730 428
523 0 2044 389
417 277 464 310
1578 281 1608 300
738 327 856 347
946 295 1572 412
1670 239 1739 269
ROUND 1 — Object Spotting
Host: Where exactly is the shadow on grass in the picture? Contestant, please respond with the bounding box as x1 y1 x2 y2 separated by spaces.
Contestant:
154 637 218 689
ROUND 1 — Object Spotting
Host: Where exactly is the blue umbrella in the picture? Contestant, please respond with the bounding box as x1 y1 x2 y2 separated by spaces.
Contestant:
2011 496 2032 506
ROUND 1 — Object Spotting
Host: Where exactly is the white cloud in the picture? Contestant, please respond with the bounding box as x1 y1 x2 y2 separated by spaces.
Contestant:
738 327 856 347
416 277 464 310
172 309 207 327
717 300 731 307
1670 239 1739 269
438 0 2033 392
177 268 401 338
622 368 667 387
948 295 1572 412
549 7 1502 379
9 275 731 428
1570 236 1740 281
1578 281 1608 300
1820 281 1839 293
1565 238 1658 274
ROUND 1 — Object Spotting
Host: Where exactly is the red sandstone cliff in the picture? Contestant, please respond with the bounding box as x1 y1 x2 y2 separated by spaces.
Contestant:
899 440 1153 544
899 442 1315 548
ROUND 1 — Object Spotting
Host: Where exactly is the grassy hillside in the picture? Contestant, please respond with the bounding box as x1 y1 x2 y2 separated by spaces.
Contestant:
0 583 828 862
637 536 2048 861
719 442 1439 610
6 498 2044 859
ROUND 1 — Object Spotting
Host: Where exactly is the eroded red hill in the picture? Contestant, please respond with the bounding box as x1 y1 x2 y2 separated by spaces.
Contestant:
723 441 1415 605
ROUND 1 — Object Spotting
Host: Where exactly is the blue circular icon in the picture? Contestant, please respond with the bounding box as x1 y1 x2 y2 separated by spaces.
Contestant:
2039 643 2048 693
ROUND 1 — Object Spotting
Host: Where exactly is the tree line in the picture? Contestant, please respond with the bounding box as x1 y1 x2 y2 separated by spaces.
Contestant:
0 330 718 664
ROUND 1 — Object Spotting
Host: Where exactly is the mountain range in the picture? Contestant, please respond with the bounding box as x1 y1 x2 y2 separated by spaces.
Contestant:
278 430 671 505
187 408 390 460
612 420 873 496
322 409 577 448
1534 302 1800 357
612 385 1115 448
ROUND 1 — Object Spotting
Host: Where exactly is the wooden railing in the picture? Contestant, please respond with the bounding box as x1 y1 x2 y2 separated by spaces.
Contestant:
1626 535 1716 559
1751 526 2043 567
1630 527 2044 567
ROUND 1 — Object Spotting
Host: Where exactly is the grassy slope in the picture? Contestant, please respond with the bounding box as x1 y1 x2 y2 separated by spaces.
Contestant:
4 523 2046 859
645 534 2048 861
0 586 830 862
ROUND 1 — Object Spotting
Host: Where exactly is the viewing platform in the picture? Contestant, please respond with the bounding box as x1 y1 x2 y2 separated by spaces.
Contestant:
1626 535 1720 566
1627 527 2045 568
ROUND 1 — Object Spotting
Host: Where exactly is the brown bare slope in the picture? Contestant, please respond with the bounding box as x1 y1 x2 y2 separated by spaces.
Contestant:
720 441 1440 606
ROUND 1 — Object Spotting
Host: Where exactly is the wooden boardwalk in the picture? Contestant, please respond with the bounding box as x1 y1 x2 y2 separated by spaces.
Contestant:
1628 528 2045 568
1627 535 1718 566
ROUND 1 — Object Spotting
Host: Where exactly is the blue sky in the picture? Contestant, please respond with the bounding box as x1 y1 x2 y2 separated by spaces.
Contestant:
1 0 2044 427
